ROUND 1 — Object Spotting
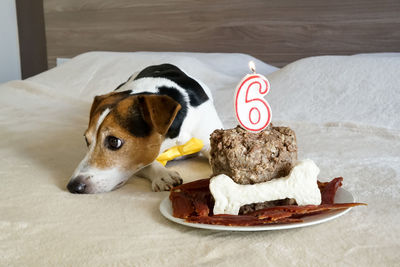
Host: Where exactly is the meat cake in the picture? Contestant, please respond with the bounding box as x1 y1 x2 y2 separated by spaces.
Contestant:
210 124 298 185
209 124 298 214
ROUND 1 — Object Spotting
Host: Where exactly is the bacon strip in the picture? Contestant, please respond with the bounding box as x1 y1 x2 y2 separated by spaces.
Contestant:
172 178 210 191
247 203 366 219
186 203 365 226
187 215 302 226
170 178 211 218
318 177 343 204
170 193 195 218
169 177 366 226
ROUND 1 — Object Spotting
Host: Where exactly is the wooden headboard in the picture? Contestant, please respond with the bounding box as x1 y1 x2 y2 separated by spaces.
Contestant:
20 0 400 74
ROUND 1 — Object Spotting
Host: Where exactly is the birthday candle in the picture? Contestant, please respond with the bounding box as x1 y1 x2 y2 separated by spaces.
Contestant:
234 61 272 132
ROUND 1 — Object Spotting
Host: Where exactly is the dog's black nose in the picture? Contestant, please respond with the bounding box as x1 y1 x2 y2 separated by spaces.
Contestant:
67 179 87 194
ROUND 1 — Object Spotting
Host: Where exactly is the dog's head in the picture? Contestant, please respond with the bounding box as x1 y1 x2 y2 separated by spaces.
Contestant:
67 91 181 193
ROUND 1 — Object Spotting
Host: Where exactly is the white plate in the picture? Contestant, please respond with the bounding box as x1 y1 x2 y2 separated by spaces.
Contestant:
159 188 355 231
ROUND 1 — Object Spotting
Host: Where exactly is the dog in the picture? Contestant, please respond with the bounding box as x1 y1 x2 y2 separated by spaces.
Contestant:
67 64 223 194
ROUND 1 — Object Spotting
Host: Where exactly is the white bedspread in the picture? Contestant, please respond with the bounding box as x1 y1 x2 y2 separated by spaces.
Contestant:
1 52 399 266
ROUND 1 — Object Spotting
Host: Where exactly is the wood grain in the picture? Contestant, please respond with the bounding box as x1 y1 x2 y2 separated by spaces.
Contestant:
43 0 400 68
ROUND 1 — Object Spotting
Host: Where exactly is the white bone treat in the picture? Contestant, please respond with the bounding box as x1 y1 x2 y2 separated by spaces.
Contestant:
210 159 322 215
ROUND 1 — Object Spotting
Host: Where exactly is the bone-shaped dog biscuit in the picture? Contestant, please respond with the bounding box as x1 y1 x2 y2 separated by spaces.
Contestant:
210 159 321 215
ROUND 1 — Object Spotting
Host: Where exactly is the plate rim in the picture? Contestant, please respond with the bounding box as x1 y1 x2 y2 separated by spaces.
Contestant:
159 187 355 231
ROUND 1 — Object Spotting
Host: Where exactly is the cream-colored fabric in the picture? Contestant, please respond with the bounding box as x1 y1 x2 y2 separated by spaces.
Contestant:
1 52 399 266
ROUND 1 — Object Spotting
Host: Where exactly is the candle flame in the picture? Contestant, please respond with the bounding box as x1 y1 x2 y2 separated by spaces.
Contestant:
248 61 256 73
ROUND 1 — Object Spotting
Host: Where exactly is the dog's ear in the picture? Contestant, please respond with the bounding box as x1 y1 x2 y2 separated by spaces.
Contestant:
90 91 132 118
90 94 108 118
138 95 181 135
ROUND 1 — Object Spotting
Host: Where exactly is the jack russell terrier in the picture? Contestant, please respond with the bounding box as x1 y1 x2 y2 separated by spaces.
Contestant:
67 64 223 194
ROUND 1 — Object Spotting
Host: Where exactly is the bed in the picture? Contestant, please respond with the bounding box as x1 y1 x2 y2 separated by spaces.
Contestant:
1 51 399 265
3 0 400 265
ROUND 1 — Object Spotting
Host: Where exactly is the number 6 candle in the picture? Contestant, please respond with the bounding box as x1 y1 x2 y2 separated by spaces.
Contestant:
234 61 272 132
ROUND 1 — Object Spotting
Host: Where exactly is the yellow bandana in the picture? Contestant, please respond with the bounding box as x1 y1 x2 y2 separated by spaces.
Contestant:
156 137 204 166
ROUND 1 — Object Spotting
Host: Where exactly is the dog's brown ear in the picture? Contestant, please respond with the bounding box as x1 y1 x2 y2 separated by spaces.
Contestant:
90 91 132 118
90 94 108 118
138 95 181 135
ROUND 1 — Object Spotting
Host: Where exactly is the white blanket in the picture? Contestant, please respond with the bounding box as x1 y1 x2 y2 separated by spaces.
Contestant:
1 52 399 266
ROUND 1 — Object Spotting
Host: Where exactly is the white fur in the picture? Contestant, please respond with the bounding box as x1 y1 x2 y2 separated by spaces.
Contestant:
76 167 133 193
135 161 182 191
71 108 110 177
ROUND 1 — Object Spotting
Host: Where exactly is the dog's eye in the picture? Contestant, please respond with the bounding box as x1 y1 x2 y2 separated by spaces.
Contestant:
105 136 123 150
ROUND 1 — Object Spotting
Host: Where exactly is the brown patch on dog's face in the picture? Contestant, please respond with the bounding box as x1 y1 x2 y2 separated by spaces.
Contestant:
84 91 131 147
89 114 162 172
84 94 181 173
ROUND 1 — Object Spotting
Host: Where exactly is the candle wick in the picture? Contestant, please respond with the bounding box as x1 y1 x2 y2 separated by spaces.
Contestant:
249 61 256 74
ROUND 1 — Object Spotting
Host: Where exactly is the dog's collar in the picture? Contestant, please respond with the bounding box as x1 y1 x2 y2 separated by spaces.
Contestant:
156 138 204 166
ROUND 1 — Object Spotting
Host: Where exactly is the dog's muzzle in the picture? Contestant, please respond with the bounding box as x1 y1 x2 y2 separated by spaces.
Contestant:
67 176 88 194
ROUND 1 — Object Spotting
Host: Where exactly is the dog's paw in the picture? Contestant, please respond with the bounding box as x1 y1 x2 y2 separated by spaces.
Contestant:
151 170 183 192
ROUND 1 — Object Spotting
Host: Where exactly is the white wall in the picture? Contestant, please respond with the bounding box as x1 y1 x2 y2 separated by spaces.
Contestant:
0 0 21 83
